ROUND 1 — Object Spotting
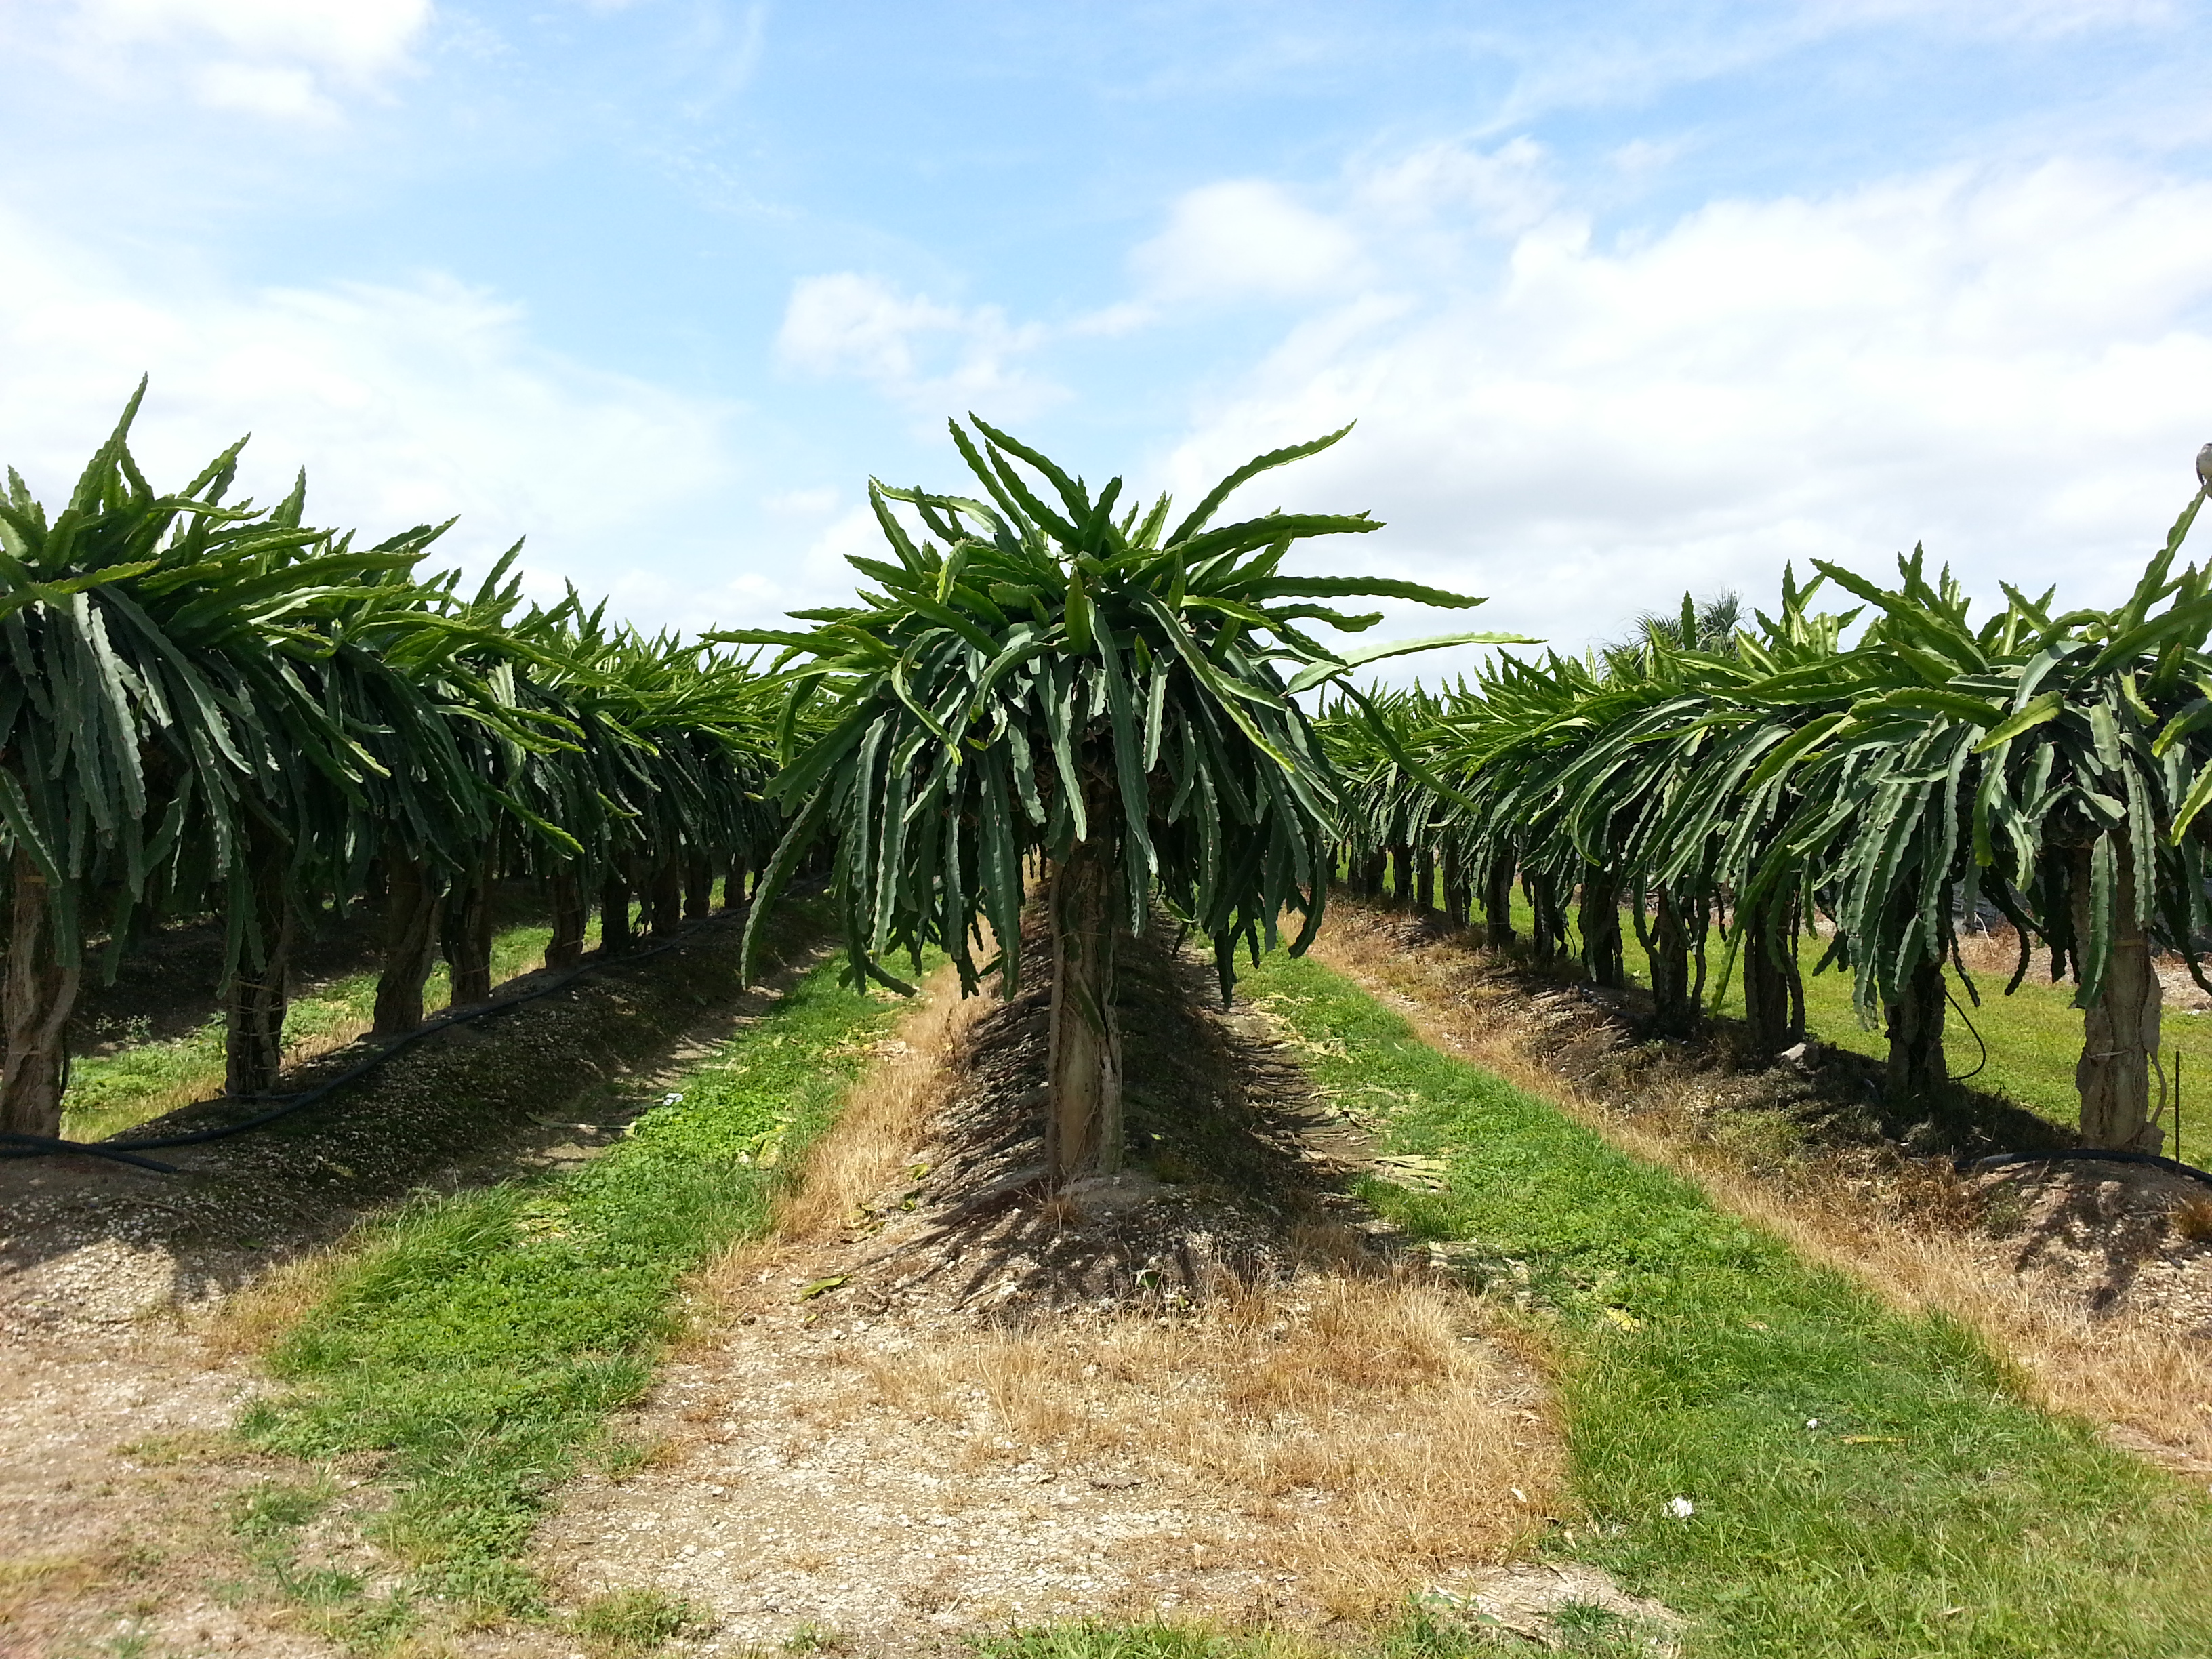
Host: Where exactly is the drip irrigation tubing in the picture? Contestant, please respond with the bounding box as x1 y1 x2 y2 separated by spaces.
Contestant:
1 903 768 1175
1943 973 1988 1082
1956 1148 2212 1191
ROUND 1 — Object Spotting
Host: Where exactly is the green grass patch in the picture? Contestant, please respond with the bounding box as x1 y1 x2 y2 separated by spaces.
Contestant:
966 1605 1658 1658
1704 950 2210 1161
1240 947 2212 1658
1416 883 2203 1159
237 947 916 1616
63 917 590 1143
573 1586 699 1654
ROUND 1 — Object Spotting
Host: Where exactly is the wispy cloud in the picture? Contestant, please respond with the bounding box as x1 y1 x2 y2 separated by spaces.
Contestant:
773 272 1063 422
39 0 434 119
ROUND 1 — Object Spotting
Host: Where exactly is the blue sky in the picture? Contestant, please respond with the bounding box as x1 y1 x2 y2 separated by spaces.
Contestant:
5 1 2211 670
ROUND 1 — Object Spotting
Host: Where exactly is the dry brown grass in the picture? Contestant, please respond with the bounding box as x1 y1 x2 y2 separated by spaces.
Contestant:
199 1246 356 1360
853 1265 1558 1618
773 960 994 1244
2175 1196 2212 1245
1309 905 2212 1471
686 956 995 1322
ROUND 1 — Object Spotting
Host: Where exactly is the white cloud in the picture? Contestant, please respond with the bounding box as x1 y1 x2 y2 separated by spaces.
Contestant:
75 0 431 75
1357 138 1558 236
763 486 840 518
43 0 431 117
194 61 336 121
1130 180 1370 305
0 202 751 634
774 272 1061 421
1116 144 1556 322
1810 0 2177 39
1153 159 2212 670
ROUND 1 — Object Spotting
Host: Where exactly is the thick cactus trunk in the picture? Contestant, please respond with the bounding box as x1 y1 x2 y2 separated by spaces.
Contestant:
648 857 682 939
225 822 294 1097
1442 844 1469 928
1044 833 1123 1185
2075 845 2165 1152
1 848 79 1140
1580 874 1625 989
1530 874 1566 965
1647 890 1698 1036
441 865 494 1006
600 865 634 956
373 857 442 1035
1389 844 1413 907
1358 851 1386 897
1885 955 1949 1103
1740 903 1803 1060
1483 853 1517 948
546 867 588 971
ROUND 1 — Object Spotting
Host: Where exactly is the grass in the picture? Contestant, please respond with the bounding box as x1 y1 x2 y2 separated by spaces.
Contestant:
964 1604 1661 1657
1397 880 2203 1162
1235 945 2212 1658
848 1269 1553 1618
236 945 919 1618
1714 946 2207 1163
574 1586 698 1654
62 916 588 1144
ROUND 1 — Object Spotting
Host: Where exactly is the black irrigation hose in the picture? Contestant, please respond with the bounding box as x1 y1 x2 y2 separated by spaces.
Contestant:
1957 1148 2212 1191
0 905 757 1174
1943 973 1989 1082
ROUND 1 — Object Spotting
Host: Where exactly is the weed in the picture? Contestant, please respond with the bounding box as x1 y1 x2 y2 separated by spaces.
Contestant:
575 1586 698 1653
229 1480 327 1540
2174 1195 2212 1242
